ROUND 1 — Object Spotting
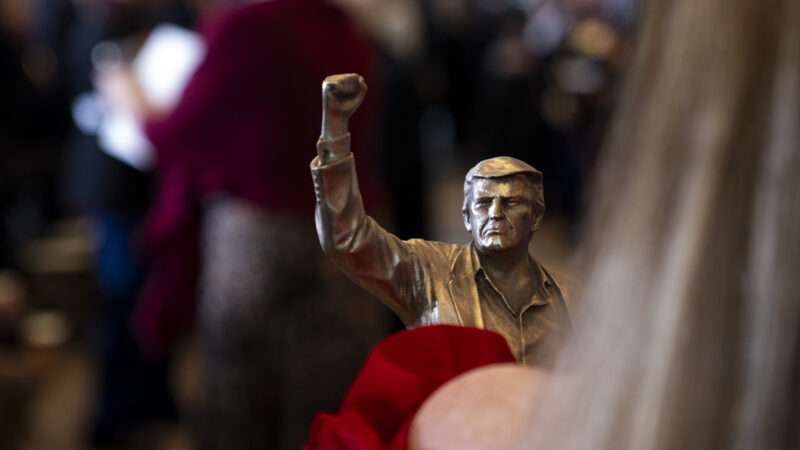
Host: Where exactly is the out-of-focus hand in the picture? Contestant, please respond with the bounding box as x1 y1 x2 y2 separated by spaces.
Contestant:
409 364 548 450
93 64 152 120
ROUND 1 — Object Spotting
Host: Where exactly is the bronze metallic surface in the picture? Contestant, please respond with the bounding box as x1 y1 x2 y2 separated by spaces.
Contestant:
311 74 572 367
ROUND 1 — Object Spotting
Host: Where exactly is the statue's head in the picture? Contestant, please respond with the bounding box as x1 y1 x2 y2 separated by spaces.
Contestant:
462 157 545 254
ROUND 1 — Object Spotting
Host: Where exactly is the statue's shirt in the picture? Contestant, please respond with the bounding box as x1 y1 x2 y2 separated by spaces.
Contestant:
475 263 571 365
311 154 572 367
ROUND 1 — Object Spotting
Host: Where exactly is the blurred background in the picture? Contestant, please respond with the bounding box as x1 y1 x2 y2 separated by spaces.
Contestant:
0 0 637 448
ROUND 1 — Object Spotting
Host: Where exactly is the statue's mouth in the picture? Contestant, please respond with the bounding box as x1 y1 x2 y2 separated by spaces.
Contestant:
482 223 511 237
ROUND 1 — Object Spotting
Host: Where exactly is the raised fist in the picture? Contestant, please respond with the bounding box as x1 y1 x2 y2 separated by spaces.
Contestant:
318 73 367 161
322 73 367 120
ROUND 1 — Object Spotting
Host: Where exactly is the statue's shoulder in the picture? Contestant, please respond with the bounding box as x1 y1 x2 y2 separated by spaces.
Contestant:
545 269 571 291
404 239 464 265
541 266 578 313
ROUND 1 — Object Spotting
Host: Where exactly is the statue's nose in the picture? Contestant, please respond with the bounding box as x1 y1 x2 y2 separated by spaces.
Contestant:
488 199 504 218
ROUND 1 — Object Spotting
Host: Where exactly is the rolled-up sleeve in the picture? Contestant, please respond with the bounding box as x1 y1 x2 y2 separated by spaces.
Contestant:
311 154 420 324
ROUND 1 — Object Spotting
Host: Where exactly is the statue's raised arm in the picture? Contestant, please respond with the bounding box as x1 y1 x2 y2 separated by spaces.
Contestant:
311 74 429 325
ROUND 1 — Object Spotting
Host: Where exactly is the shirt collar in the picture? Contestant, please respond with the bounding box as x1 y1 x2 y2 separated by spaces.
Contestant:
468 244 553 300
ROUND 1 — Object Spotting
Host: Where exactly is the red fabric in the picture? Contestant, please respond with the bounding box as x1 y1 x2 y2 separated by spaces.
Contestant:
304 325 516 450
133 0 382 354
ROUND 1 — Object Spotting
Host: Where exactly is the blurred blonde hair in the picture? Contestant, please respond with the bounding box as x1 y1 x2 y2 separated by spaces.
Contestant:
526 0 800 449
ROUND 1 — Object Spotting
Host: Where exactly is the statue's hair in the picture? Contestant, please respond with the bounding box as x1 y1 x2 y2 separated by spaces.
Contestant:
461 157 546 229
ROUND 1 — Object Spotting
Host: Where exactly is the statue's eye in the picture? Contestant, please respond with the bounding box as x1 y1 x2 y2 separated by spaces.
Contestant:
474 199 491 208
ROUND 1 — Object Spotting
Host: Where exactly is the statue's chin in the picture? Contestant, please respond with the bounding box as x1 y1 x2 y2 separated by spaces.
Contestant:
475 237 514 253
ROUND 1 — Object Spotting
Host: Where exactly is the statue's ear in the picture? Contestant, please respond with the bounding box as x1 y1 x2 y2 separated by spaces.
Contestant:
532 205 545 232
463 210 472 232
532 214 542 232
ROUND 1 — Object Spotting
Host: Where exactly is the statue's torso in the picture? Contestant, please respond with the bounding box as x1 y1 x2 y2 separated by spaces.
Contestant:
405 240 572 366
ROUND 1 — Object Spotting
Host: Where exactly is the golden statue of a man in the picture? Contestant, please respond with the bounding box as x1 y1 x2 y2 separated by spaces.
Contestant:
310 74 572 366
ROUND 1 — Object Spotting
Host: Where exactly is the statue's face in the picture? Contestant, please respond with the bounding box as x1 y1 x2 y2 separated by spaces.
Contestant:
465 177 537 254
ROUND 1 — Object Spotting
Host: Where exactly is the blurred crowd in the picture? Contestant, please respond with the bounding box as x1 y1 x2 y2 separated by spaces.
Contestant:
0 0 636 449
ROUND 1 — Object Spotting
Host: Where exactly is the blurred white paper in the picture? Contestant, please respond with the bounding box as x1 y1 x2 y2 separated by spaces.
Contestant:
133 24 205 110
99 112 154 169
98 24 205 170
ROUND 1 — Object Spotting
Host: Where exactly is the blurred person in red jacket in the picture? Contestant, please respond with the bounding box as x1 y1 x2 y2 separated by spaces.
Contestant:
95 0 390 449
